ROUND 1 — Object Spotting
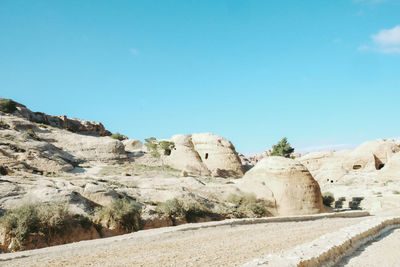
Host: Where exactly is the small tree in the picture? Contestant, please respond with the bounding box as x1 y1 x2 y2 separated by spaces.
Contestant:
159 141 175 155
144 138 175 158
144 137 160 158
270 137 294 158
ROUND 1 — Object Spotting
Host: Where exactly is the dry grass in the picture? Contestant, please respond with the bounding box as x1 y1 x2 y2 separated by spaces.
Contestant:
94 198 141 232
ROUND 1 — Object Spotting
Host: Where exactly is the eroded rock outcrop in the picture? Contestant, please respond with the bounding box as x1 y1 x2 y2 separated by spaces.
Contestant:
342 139 400 171
13 101 111 136
238 157 324 216
379 152 400 181
122 139 143 153
191 133 244 178
163 134 210 176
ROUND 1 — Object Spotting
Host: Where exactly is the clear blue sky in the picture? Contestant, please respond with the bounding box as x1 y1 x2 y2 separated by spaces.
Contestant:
1 0 400 154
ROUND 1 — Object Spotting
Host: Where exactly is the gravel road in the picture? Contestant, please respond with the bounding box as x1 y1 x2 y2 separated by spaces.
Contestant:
0 216 368 267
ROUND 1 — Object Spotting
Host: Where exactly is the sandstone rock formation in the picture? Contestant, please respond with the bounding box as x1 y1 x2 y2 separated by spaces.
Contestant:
163 134 210 176
379 152 400 181
342 139 400 171
191 133 244 178
239 157 324 216
12 100 111 136
122 139 143 153
49 133 127 162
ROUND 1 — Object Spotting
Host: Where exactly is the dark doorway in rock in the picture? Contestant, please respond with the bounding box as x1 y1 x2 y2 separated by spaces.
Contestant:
164 149 171 156
205 153 209 159
378 163 385 170
353 165 362 170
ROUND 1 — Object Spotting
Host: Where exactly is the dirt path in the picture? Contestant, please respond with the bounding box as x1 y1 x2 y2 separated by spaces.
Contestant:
1 216 369 267
340 227 400 267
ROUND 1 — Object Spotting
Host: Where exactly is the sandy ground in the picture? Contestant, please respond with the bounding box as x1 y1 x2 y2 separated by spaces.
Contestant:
0 217 369 267
339 227 400 267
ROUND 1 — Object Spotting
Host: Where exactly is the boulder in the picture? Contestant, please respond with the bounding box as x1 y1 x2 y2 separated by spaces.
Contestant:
238 157 324 216
82 183 121 206
191 133 244 178
122 139 143 152
163 134 210 176
51 132 127 162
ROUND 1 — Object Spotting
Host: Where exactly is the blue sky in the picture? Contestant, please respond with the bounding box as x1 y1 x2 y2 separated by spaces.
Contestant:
1 0 400 155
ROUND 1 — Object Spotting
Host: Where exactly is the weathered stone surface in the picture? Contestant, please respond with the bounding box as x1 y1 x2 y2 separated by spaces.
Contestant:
14 102 111 136
379 152 400 181
191 133 244 178
122 139 143 152
82 183 121 206
239 157 324 216
342 139 400 171
163 134 210 176
49 132 127 162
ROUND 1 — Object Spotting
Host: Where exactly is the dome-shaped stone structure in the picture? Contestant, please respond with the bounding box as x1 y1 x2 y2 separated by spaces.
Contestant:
239 157 324 216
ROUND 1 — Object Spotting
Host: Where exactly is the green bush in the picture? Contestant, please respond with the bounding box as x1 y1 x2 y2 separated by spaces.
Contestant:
0 99 17 114
270 137 295 158
156 198 185 218
322 192 335 207
226 193 269 218
156 198 211 223
110 132 125 141
159 141 175 155
0 202 88 249
94 198 141 232
144 137 160 158
144 138 175 158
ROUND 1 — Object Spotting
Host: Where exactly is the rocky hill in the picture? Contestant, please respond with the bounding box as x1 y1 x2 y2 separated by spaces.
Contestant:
0 99 399 253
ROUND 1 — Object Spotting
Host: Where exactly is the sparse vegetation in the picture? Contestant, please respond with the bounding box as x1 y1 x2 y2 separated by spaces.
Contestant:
94 198 141 232
144 138 175 158
159 141 175 155
393 190 400 195
322 192 335 207
110 132 126 141
0 202 91 250
0 99 17 114
270 137 294 158
26 129 39 140
156 198 212 223
144 137 160 158
226 193 270 218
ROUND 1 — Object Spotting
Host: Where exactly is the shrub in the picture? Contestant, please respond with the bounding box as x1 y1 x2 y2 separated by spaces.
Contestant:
226 193 269 218
110 132 126 141
94 198 141 232
159 141 175 156
156 198 185 218
156 198 211 223
0 99 17 114
322 192 335 207
144 137 160 158
0 202 88 249
270 137 295 158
